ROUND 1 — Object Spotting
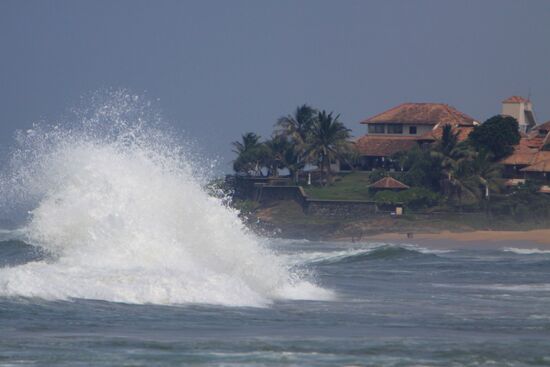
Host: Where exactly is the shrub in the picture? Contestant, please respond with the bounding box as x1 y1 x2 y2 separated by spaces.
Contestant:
490 182 550 221
373 190 400 205
373 188 442 210
398 187 442 209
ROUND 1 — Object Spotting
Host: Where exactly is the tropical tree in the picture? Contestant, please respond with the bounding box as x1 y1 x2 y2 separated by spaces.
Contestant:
263 136 294 177
232 132 262 156
280 142 302 182
274 105 317 180
275 104 316 147
458 150 502 202
306 110 352 185
232 132 267 176
396 147 442 191
429 125 479 205
468 115 521 160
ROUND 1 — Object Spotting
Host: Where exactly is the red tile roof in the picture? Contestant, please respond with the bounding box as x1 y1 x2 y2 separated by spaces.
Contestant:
360 103 477 126
354 135 418 157
500 152 537 166
504 179 526 187
520 152 550 173
419 123 474 142
369 176 410 190
502 96 529 103
500 135 546 166
535 120 550 133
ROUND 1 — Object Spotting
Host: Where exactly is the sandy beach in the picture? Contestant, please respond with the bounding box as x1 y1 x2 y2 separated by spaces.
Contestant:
360 229 550 250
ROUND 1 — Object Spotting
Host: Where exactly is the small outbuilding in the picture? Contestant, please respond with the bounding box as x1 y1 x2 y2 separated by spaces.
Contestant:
368 176 410 191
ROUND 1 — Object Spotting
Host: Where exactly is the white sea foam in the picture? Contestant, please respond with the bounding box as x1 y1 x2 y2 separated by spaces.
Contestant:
399 243 454 254
282 243 452 267
433 283 550 292
502 247 550 255
0 92 332 307
284 247 381 266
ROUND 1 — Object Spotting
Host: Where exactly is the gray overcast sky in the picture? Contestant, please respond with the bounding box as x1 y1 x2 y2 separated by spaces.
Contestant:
1 0 549 172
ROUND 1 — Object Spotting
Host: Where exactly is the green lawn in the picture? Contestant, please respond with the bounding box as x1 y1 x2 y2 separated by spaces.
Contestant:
303 172 374 200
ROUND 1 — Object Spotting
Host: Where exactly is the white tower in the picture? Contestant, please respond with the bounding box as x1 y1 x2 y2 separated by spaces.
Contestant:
501 96 536 133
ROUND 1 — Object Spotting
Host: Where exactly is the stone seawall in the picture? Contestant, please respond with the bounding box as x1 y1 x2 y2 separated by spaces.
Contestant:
256 185 382 218
256 185 308 206
305 199 378 218
227 176 292 200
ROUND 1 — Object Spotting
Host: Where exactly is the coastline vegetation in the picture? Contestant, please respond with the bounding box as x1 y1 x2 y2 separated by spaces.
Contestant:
232 105 353 185
227 104 550 234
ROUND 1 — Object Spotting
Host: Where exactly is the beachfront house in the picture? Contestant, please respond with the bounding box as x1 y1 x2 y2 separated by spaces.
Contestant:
501 119 550 189
498 95 550 192
354 103 478 170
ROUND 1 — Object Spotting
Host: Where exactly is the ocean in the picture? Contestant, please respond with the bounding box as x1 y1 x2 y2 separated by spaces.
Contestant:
1 93 549 366
1 238 550 366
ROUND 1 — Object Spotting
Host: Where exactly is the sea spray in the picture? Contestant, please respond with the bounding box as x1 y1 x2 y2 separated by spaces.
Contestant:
0 91 332 306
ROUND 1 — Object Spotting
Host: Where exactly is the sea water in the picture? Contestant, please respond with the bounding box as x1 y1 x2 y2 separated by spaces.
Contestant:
2 239 550 366
1 94 550 366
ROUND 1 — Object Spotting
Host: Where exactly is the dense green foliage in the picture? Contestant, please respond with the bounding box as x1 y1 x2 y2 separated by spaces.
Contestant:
373 188 442 209
490 182 550 222
306 111 352 184
392 123 504 208
231 132 267 175
232 105 353 184
468 115 521 159
394 147 442 191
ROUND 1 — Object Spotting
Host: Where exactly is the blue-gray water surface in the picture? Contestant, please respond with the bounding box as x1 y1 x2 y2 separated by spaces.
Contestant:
1 238 550 366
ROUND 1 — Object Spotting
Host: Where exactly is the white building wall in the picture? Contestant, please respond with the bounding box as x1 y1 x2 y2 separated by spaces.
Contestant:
502 102 525 125
366 123 435 136
502 101 536 133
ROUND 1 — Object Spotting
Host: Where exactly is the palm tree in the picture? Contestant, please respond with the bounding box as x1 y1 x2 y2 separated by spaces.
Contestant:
275 104 316 146
263 136 305 181
306 110 351 185
232 132 265 176
431 125 477 205
263 136 291 177
459 150 502 203
231 132 262 156
274 105 316 181
281 144 302 182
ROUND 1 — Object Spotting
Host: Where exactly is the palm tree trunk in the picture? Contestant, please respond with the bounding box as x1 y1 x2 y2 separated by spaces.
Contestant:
318 155 325 186
322 154 328 186
326 158 332 185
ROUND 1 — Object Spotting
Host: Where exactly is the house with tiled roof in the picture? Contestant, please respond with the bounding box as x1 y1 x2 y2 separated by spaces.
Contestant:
500 117 550 183
354 103 478 170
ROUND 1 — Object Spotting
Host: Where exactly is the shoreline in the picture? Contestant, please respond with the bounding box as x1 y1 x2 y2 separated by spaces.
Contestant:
340 229 550 249
250 200 550 249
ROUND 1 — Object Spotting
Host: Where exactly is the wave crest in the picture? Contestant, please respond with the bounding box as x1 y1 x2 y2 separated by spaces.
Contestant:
289 244 443 266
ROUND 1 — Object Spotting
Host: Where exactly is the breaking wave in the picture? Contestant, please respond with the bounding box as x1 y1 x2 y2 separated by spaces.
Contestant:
288 244 446 266
0 91 332 307
502 247 550 255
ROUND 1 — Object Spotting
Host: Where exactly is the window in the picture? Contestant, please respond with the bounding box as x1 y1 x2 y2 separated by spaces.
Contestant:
409 126 417 135
387 124 403 134
368 124 385 134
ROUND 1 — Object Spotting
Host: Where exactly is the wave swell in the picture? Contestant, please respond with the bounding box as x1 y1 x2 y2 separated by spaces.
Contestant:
289 244 443 266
